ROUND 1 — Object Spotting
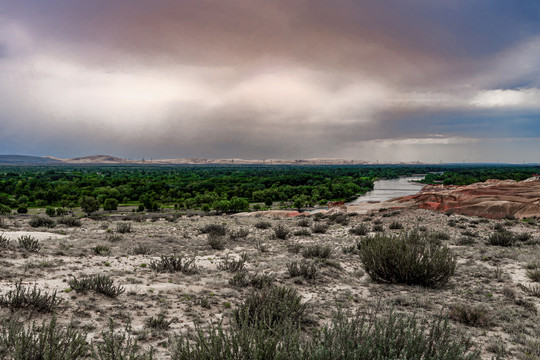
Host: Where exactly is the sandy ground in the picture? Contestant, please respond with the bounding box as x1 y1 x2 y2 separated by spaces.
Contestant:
0 209 539 359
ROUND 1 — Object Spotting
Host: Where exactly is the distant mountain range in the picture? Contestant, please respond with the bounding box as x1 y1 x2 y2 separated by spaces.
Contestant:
0 154 381 165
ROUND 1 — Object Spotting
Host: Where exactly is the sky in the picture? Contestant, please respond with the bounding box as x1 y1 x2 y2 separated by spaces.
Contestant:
1 1 540 163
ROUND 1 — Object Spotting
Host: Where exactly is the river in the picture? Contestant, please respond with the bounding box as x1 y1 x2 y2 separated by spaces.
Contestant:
347 175 425 205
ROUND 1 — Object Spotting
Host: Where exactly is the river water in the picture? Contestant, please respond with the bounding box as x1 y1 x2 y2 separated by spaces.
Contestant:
347 176 425 204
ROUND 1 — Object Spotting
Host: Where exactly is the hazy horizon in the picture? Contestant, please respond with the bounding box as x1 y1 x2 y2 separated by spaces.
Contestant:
2 1 540 163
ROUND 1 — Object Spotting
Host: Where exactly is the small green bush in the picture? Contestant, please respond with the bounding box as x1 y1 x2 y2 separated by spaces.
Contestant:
149 255 197 274
302 244 332 259
217 255 245 272
287 260 318 280
0 280 61 312
207 234 227 250
233 286 306 332
69 274 125 298
349 224 368 236
273 224 290 239
449 303 492 327
17 235 42 252
254 220 272 229
199 224 227 236
57 217 82 227
116 222 132 233
0 317 88 359
359 232 456 288
488 231 516 247
93 246 111 256
389 221 404 230
132 243 152 255
311 223 329 234
0 234 10 249
28 215 56 228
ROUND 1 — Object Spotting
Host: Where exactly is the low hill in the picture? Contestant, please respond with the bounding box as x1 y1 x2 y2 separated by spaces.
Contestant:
0 155 61 165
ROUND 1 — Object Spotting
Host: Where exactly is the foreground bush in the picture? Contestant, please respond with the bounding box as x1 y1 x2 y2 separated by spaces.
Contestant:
488 231 516 247
150 255 197 274
0 280 61 313
171 307 480 360
69 274 125 298
0 317 88 359
358 232 456 288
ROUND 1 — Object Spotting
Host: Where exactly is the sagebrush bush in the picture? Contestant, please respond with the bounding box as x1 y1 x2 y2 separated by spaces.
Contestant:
349 224 368 236
233 286 306 332
526 268 540 282
106 233 123 243
207 234 227 250
150 255 197 274
0 317 88 359
229 271 274 289
0 233 10 249
217 255 245 272
488 231 516 246
449 303 492 327
132 243 152 255
297 218 311 228
92 319 153 359
293 228 311 236
145 313 173 330
389 221 404 230
69 274 125 298
311 223 329 234
273 224 290 239
254 220 272 229
372 224 384 232
287 260 318 280
171 307 481 360
359 232 456 287
17 235 42 252
93 245 111 256
0 280 61 313
228 228 250 241
28 215 56 228
57 217 82 227
116 222 132 234
199 224 227 236
302 244 332 259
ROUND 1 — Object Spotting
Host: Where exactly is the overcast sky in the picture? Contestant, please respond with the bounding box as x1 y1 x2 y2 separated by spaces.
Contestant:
1 1 540 162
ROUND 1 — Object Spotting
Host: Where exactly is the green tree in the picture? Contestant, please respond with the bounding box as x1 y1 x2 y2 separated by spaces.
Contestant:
265 198 273 207
103 198 119 213
45 206 56 217
80 196 100 216
293 195 308 212
0 204 11 216
17 204 28 214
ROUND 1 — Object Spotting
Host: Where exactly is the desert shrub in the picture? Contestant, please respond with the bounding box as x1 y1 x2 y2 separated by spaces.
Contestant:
389 221 404 230
69 274 125 298
229 271 274 289
217 255 245 272
519 283 540 297
254 220 272 229
93 319 153 360
493 223 506 231
287 242 303 254
349 224 369 236
449 304 492 327
207 234 227 250
456 237 476 246
287 260 318 280
145 313 173 331
17 235 42 252
359 232 456 288
273 224 290 239
233 286 307 331
293 228 311 236
461 230 478 237
116 222 132 233
297 218 311 227
488 231 516 247
28 215 56 228
0 204 12 216
302 244 332 259
57 217 82 227
311 223 329 234
0 280 61 313
128 214 146 223
150 255 197 274
526 268 540 282
331 214 349 225
516 232 532 242
132 243 152 255
0 234 10 249
0 317 88 359
170 307 481 360
93 245 111 256
56 207 68 216
199 224 227 236
228 228 250 241
106 233 123 242
372 224 384 232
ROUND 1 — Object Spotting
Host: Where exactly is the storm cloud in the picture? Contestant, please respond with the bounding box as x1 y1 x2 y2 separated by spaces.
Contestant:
1 0 540 162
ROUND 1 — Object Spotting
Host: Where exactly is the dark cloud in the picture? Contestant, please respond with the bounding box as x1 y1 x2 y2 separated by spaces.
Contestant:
1 1 540 161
